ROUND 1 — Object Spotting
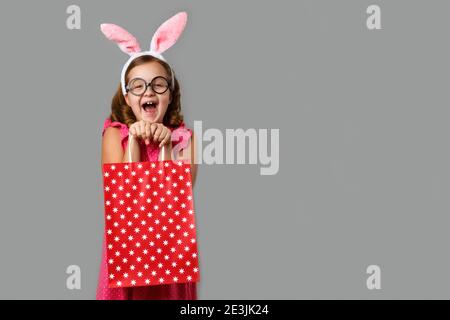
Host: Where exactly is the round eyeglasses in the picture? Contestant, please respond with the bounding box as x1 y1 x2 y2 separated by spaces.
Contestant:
126 76 171 96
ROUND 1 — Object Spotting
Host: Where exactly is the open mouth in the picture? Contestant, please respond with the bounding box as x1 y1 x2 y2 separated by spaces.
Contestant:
141 101 158 115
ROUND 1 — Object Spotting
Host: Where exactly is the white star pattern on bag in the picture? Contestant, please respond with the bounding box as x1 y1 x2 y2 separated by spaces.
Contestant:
102 160 200 288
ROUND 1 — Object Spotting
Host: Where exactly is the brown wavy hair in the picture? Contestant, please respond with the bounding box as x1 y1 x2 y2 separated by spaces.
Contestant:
108 55 184 129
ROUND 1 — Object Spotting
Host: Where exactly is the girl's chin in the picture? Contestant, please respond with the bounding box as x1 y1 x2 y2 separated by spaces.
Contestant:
141 109 159 122
142 114 158 122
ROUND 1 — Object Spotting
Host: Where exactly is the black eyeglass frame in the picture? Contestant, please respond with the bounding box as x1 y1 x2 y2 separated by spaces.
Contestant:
125 76 171 96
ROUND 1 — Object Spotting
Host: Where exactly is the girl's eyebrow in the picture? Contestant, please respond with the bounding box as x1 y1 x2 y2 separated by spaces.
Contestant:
144 75 166 81
128 75 168 83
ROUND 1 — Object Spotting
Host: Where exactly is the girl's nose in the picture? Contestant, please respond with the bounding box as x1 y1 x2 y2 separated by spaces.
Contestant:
143 85 155 96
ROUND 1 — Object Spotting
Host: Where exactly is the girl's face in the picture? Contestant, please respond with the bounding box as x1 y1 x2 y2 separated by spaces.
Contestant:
124 61 172 123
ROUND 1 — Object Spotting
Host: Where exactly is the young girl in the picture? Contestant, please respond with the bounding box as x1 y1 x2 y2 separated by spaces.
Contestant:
96 12 198 300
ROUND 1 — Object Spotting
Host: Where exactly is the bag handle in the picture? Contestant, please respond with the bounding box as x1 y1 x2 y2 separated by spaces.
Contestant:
128 134 168 163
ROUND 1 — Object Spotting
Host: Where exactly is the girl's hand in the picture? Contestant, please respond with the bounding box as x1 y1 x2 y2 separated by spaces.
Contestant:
150 123 171 148
129 120 153 145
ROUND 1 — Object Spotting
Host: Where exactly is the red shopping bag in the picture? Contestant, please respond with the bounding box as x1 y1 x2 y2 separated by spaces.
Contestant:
101 135 200 288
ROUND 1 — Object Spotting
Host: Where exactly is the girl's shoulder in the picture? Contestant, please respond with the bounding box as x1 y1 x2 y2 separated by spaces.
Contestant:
169 122 193 149
102 117 128 149
102 118 129 145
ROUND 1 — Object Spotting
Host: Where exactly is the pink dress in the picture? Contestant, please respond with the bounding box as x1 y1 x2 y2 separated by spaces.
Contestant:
96 118 198 300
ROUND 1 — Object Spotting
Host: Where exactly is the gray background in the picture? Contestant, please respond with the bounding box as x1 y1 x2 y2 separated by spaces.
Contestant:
0 0 448 299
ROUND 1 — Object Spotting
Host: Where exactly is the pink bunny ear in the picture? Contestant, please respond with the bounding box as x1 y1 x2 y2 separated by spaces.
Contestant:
100 23 141 55
150 12 187 54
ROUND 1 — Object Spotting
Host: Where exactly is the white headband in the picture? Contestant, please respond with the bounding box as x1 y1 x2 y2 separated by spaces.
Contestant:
100 12 187 96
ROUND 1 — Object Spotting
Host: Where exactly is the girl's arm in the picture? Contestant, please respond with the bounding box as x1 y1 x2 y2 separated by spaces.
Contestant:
101 127 141 167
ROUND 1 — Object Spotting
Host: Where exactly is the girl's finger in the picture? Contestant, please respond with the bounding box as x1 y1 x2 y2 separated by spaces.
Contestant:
139 121 147 140
129 125 136 138
159 128 169 142
158 126 168 141
135 124 142 139
150 123 158 137
144 122 152 145
159 131 171 148
153 125 163 142
141 122 148 141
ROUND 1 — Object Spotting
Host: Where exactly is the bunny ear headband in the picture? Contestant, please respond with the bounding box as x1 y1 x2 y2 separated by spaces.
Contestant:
100 11 188 96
